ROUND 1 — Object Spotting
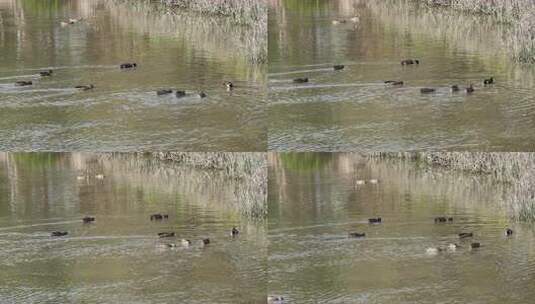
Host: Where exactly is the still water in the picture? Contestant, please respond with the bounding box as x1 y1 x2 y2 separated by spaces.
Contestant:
268 0 535 151
268 153 535 303
0 0 266 151
0 153 266 303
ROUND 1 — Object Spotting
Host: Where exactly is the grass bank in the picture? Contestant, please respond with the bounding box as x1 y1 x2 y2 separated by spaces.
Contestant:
374 152 535 222
151 152 267 218
417 0 535 63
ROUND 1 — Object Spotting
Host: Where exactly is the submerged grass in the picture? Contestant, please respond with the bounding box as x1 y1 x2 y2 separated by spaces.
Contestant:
417 0 535 63
374 152 535 222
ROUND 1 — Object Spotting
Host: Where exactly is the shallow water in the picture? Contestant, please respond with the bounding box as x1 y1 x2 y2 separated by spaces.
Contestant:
268 0 535 151
0 153 266 303
0 0 266 151
268 153 535 303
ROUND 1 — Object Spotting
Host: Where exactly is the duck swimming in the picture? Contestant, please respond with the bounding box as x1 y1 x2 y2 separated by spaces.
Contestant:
368 179 379 184
293 78 309 83
506 228 513 236
197 91 207 98
158 232 175 238
157 89 172 96
471 242 481 249
202 238 210 245
348 232 366 238
95 174 104 179
231 227 240 237
466 84 475 94
75 84 94 91
350 16 360 23
355 180 366 185
420 88 436 94
459 232 473 239
40 70 53 77
384 80 403 86
150 214 163 221
451 85 460 92
120 63 137 69
268 296 285 304
83 216 95 223
483 77 494 85
333 65 345 71
332 20 346 25
368 218 382 224
434 217 447 223
175 90 186 98
15 81 32 86
181 239 191 247
223 81 234 90
51 231 68 237
401 59 419 65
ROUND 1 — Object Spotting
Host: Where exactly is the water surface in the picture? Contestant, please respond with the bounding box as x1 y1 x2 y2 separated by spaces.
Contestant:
268 153 535 303
0 153 266 303
0 0 266 151
268 0 535 151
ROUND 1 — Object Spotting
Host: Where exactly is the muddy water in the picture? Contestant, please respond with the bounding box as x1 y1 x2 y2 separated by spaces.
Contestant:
268 153 535 303
0 0 266 151
268 0 535 151
0 153 266 303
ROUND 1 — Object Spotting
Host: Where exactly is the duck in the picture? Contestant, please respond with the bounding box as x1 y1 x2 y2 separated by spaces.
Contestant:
15 80 33 86
350 16 360 23
368 217 382 224
459 232 473 239
420 88 436 94
268 295 285 304
150 214 163 221
95 174 104 179
40 70 53 77
384 80 403 86
426 247 440 255
69 18 82 23
332 20 346 25
51 231 68 237
76 175 85 181
293 78 309 83
355 180 366 185
451 85 460 92
157 89 173 96
158 232 175 238
60 21 72 26
447 243 459 251
197 91 207 98
483 77 494 85
75 84 94 91
368 179 379 184
466 84 475 94
82 216 95 223
333 65 345 71
202 238 210 245
120 63 137 69
175 90 186 98
181 239 191 247
434 217 447 223
165 243 177 248
223 81 234 90
348 232 366 238
470 242 481 249
448 217 453 222
401 59 419 65
506 228 513 236
231 227 240 237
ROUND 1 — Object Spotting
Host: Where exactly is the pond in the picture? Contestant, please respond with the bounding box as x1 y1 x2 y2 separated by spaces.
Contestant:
0 153 267 303
0 0 266 151
268 0 535 152
268 153 535 303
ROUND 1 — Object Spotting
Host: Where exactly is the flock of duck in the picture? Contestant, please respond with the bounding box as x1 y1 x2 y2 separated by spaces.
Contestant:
348 179 514 255
291 61 495 95
11 63 235 98
49 212 241 249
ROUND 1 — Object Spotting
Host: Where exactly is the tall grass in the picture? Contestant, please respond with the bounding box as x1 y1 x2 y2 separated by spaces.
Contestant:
151 152 267 218
374 152 535 222
417 0 535 63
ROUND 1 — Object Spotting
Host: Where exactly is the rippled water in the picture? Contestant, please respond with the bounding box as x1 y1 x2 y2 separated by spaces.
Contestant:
0 153 266 303
268 0 535 151
0 0 266 151
268 153 535 303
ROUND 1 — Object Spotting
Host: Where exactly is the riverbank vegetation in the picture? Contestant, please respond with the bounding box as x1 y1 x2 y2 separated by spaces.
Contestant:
417 0 535 63
152 152 267 218
374 152 535 222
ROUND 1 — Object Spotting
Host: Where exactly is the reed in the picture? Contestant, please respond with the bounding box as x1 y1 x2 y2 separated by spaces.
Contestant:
373 152 535 222
417 0 535 63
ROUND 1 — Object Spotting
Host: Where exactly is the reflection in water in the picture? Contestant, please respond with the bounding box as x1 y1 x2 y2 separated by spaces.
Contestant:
268 0 535 151
0 153 266 303
268 153 535 303
0 0 266 151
